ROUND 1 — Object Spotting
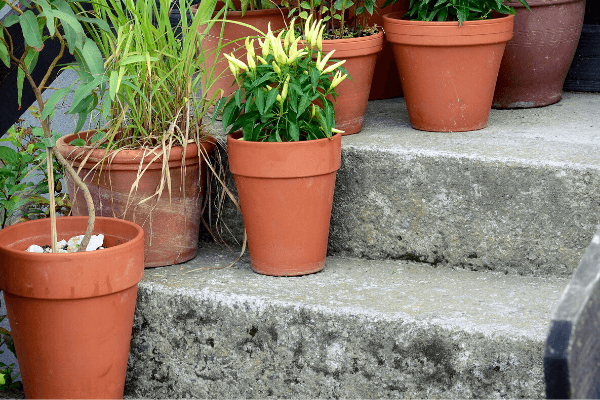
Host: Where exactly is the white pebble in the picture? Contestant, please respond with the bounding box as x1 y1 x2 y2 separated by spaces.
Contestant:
26 245 45 253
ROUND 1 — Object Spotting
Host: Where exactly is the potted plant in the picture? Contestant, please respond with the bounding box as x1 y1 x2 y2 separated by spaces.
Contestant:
214 19 346 275
382 0 529 132
283 0 384 134
492 0 585 108
199 0 290 108
56 0 219 268
0 0 145 397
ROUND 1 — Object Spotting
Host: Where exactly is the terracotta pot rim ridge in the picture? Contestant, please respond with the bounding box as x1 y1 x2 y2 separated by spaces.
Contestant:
57 131 215 170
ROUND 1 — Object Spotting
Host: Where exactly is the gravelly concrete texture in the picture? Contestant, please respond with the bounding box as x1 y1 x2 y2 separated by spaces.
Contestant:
125 242 570 398
209 92 600 277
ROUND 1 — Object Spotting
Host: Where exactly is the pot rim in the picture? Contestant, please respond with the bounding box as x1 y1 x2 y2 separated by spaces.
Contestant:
227 131 342 178
382 12 514 46
0 216 144 299
56 131 215 170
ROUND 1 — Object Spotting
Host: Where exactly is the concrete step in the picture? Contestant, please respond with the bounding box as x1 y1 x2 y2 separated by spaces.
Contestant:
210 92 600 278
125 242 570 398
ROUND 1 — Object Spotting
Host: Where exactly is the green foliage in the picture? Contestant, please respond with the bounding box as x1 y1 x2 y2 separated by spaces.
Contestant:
222 0 277 16
383 0 530 24
0 0 109 114
68 0 218 150
0 121 71 230
284 0 378 38
214 18 348 141
0 314 22 391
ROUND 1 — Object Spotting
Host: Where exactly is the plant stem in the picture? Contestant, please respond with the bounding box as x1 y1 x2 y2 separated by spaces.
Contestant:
45 147 57 253
11 50 95 252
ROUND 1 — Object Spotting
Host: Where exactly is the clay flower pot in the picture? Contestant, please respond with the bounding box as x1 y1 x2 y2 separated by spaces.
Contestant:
383 12 514 132
201 6 288 105
359 0 409 100
0 216 144 398
493 0 585 108
227 132 342 276
322 32 384 135
57 131 215 268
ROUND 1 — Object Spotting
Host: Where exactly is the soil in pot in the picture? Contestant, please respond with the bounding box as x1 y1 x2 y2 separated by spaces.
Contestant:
383 12 514 132
493 0 586 108
227 132 341 276
0 216 144 399
57 131 215 268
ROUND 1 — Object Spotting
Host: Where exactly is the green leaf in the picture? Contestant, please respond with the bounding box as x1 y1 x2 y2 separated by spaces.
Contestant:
41 87 72 120
212 97 228 124
256 88 265 114
222 100 239 130
310 67 319 92
234 88 242 108
76 16 111 33
16 50 39 108
0 31 10 68
195 0 218 23
1 15 19 28
265 88 279 113
289 119 299 141
70 138 86 146
20 11 44 51
300 1 311 9
0 147 18 164
79 37 104 77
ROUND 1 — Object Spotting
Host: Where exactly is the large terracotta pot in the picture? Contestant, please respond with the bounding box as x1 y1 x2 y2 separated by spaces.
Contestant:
493 0 586 108
57 132 215 268
201 6 288 105
0 216 144 398
227 132 341 276
322 32 384 135
383 12 514 132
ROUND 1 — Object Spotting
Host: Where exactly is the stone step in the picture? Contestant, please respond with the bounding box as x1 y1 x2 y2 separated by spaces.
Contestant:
210 92 600 278
125 242 570 398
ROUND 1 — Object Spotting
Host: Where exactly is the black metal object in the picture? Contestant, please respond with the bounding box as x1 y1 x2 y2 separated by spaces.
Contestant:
0 7 75 137
544 226 600 399
564 1 600 92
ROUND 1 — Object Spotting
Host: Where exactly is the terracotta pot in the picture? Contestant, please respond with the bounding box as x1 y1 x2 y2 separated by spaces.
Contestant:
201 6 289 105
57 132 215 268
383 12 514 132
227 132 341 276
322 32 384 135
0 216 144 398
355 0 409 100
493 0 585 108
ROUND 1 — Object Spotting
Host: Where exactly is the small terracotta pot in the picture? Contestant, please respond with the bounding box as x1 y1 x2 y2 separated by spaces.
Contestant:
0 216 144 399
493 0 585 108
355 0 409 100
322 32 384 135
201 6 289 105
57 132 215 268
227 132 341 276
383 12 514 132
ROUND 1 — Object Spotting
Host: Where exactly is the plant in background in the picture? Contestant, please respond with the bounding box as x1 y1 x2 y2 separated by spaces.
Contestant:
0 121 71 229
0 312 21 391
214 17 348 141
0 0 109 250
70 0 218 154
383 0 530 25
283 0 378 38
222 0 279 16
